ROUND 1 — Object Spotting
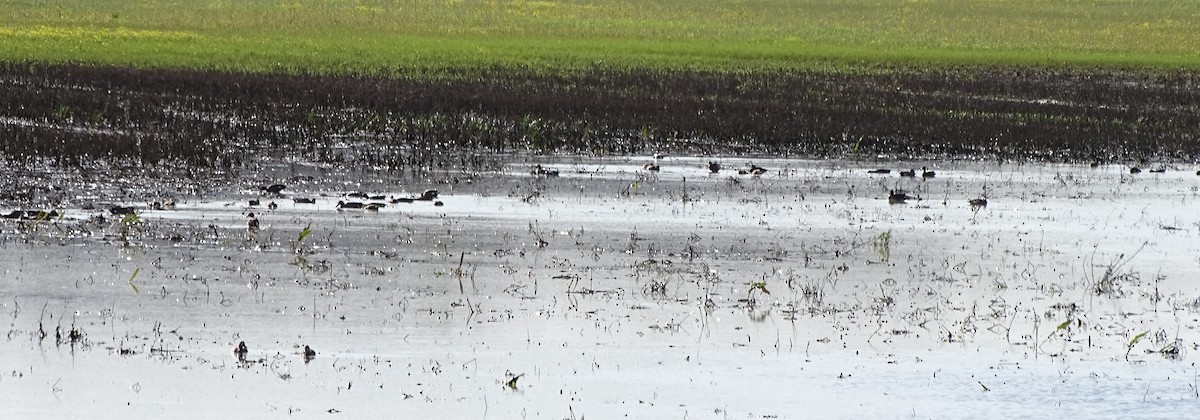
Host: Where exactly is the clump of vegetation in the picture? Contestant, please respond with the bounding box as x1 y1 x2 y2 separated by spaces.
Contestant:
873 230 892 263
746 280 770 308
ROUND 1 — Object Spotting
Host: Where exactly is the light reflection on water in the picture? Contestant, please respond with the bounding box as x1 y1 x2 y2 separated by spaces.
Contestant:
1 156 1198 418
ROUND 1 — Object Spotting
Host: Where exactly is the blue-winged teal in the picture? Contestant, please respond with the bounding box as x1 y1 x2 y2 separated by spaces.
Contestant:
261 184 286 195
888 190 912 204
2 210 59 220
418 190 440 201
233 341 248 361
246 213 260 233
532 165 560 177
110 206 137 215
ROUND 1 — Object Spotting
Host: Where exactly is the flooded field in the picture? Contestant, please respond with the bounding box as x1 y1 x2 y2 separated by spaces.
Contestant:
2 155 1199 419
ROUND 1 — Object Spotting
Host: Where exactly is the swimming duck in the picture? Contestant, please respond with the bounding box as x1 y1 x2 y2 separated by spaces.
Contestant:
110 206 137 216
233 341 248 361
643 163 660 172
968 198 988 209
248 199 260 207
364 203 385 211
532 165 560 177
921 167 936 178
418 190 440 201
748 164 768 176
867 169 891 174
2 210 60 220
1149 167 1166 173
899 169 916 177
708 161 721 174
246 213 260 233
337 201 364 209
888 190 912 205
267 201 278 210
293 197 316 204
261 184 286 195
1129 167 1142 174
150 198 177 210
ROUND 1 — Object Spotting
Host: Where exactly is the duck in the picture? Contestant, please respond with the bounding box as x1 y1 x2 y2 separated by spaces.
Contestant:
261 184 286 195
532 165 560 177
293 197 316 204
1129 167 1142 174
708 161 721 174
2 210 60 220
417 190 440 201
346 192 369 199
653 153 667 160
110 206 137 216
899 169 917 177
246 213 260 233
867 169 891 174
1149 167 1166 173
248 199 260 207
921 167 936 179
336 201 365 209
643 163 660 172
389 196 415 204
888 190 912 205
267 201 278 210
747 164 768 176
303 345 316 362
150 198 176 210
233 341 248 361
364 203 385 211
968 198 988 209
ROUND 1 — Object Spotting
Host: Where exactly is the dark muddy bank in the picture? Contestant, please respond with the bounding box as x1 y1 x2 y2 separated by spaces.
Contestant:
1 62 1197 169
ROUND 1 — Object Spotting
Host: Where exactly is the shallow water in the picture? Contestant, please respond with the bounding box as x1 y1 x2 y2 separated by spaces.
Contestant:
2 156 1199 418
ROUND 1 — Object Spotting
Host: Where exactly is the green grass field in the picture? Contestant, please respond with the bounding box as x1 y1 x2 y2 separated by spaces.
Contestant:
2 0 1199 74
